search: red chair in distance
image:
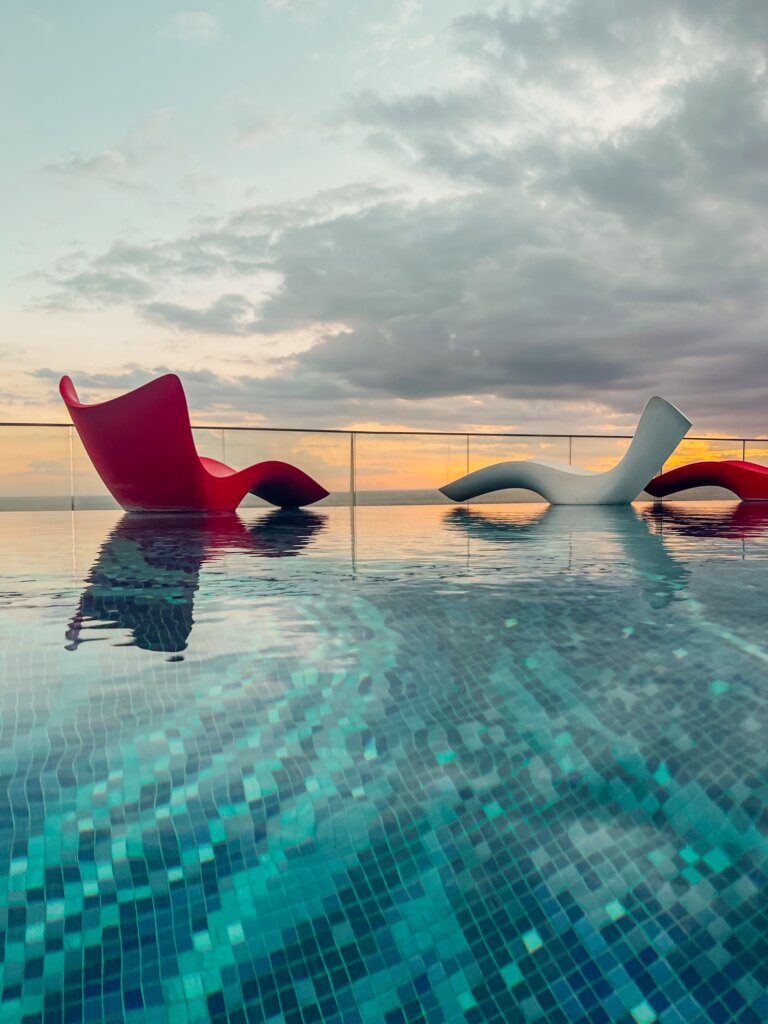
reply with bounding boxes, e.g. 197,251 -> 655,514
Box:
60,374 -> 329,511
646,460 -> 768,501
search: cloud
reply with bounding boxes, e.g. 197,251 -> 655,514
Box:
450,0 -> 764,97
30,364 -> 362,426
45,150 -> 131,178
367,0 -> 424,62
163,11 -> 219,44
142,294 -> 259,334
37,180 -> 404,311
43,109 -> 171,185
234,113 -> 296,148
30,1 -> 768,434
265,0 -> 326,23
29,363 -> 639,434
344,84 -> 508,135
39,270 -> 155,311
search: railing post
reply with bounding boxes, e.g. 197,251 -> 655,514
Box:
68,425 -> 75,512
568,436 -> 573,465
350,432 -> 356,507
742,439 -> 746,461
466,434 -> 469,476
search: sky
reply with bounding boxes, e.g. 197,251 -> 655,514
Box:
3,0 -> 768,436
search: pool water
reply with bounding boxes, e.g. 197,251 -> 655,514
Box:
0,504 -> 766,1024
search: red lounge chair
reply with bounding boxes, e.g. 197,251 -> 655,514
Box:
646,460 -> 768,501
59,374 -> 329,511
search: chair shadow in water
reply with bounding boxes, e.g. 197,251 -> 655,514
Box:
65,509 -> 327,655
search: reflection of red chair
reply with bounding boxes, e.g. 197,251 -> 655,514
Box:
641,501 -> 768,538
66,510 -> 327,652
646,461 -> 768,501
60,374 -> 329,511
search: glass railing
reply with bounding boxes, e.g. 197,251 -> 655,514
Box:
0,422 -> 765,511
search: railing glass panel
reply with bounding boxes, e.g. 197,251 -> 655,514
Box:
191,427 -> 226,464
71,431 -> 120,510
352,433 -> 467,504
222,429 -> 352,505
569,436 -> 631,472
745,441 -> 768,467
663,437 -> 744,471
0,424 -> 765,511
0,426 -> 72,511
466,435 -> 570,502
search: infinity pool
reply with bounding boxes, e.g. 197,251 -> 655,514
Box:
0,504 -> 766,1024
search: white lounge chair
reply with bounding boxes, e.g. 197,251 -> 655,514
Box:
439,396 -> 691,505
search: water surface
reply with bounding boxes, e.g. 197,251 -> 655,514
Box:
0,504 -> 766,1023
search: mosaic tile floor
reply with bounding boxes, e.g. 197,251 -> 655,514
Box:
0,503 -> 766,1024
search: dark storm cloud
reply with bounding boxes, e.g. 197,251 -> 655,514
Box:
35,2 -> 768,433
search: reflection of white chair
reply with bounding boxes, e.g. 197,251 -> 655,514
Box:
445,504 -> 688,603
440,397 -> 691,505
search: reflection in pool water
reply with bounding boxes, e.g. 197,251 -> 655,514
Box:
65,510 -> 327,654
445,504 -> 690,607
641,499 -> 768,538
0,503 -> 766,1023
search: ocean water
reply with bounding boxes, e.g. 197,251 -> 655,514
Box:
0,503 -> 766,1024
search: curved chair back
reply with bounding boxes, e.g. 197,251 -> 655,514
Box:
60,374 -> 206,510
603,396 -> 691,502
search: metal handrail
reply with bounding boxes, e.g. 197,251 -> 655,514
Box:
0,421 -> 765,442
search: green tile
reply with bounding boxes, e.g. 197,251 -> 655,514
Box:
500,961 -> 524,987
631,1001 -> 657,1024
703,848 -> 732,873
458,990 -> 477,1010
605,899 -> 626,922
522,929 -> 543,953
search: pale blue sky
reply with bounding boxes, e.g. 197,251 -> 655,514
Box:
4,1 -> 469,275
4,1 -> 768,435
